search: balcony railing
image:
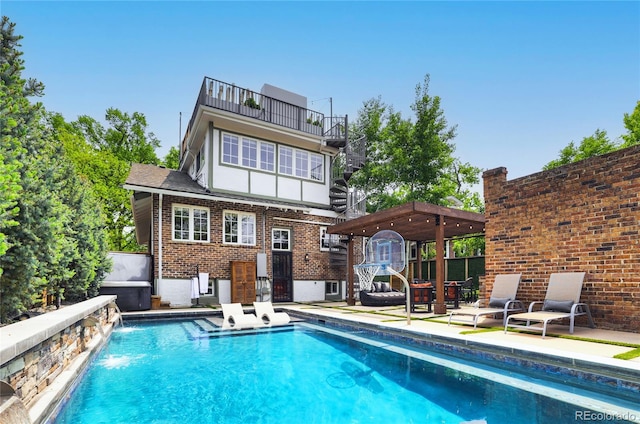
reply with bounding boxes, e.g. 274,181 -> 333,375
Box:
182,77 -> 347,157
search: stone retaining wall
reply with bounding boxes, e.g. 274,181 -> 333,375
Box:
0,296 -> 117,423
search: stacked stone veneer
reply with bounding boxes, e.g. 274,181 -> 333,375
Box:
0,299 -> 115,418
154,195 -> 344,282
482,144 -> 640,332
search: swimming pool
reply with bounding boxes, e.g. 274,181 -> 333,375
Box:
51,319 -> 639,424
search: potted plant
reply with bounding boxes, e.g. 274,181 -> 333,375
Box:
244,97 -> 261,110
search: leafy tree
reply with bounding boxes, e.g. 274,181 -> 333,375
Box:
349,74 -> 482,213
544,101 -> 640,170
543,129 -> 616,170
71,109 -> 159,251
621,100 -> 640,148
162,145 -> 180,169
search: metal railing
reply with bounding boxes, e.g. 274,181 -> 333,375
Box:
182,77 -> 347,159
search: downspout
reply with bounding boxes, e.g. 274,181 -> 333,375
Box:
158,193 -> 163,290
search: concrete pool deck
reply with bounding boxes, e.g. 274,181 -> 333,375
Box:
123,301 -> 640,368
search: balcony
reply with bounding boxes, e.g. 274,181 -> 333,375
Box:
182,77 -> 348,158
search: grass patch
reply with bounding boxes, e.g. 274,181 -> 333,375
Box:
614,348 -> 640,360
460,327 -> 503,335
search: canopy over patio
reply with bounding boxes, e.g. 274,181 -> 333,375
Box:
327,201 -> 486,313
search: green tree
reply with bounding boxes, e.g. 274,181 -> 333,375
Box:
0,18 -> 111,321
621,100 -> 640,148
0,16 -> 49,319
162,145 -> 180,169
543,129 -> 616,170
350,74 -> 481,213
72,110 -> 159,251
544,101 -> 640,170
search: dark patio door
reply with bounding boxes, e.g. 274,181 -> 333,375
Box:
272,251 -> 292,302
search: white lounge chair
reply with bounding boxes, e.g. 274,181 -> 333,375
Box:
448,274 -> 523,328
505,272 -> 595,338
221,303 -> 263,329
253,301 -> 290,326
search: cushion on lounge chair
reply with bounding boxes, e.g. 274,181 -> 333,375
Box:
448,274 -> 523,329
542,299 -> 574,313
489,297 -> 511,308
381,282 -> 391,292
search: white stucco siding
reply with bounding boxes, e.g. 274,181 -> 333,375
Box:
250,172 -> 277,197
301,180 -> 329,204
293,280 -> 326,302
277,176 -> 301,201
212,165 -> 249,192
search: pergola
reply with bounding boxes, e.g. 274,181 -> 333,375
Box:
327,201 -> 486,314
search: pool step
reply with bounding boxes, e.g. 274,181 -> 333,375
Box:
194,319 -> 218,333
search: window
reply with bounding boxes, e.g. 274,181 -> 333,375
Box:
295,150 -> 308,178
223,211 -> 256,245
320,226 -> 339,251
272,228 -> 291,251
260,143 -> 274,171
310,153 -> 323,181
326,281 -> 339,295
279,146 -> 293,175
222,134 -> 239,164
242,138 -> 257,168
172,205 -> 209,242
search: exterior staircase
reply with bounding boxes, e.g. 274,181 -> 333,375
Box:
329,136 -> 367,266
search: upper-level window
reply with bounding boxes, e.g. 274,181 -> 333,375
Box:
222,134 -> 239,165
295,151 -> 308,178
260,143 -> 274,171
310,153 -> 323,181
280,146 -> 324,182
223,133 -> 274,173
279,146 -> 293,175
242,138 -> 257,168
173,205 -> 209,242
223,210 -> 256,245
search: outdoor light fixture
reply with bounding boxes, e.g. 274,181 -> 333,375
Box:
304,253 -> 310,262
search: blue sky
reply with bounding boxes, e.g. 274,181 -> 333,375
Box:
5,1 -> 639,188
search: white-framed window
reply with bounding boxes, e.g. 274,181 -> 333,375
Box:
223,210 -> 256,245
320,226 -> 340,251
260,143 -> 275,171
279,146 -> 324,182
242,138 -> 257,168
172,204 -> 210,242
222,134 -> 239,165
295,150 -> 308,178
272,228 -> 291,251
325,281 -> 339,295
279,146 -> 293,175
310,153 -> 323,181
222,133 -> 274,172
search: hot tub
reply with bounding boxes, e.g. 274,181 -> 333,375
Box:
98,281 -> 151,311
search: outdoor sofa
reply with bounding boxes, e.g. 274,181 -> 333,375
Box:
359,282 -> 406,306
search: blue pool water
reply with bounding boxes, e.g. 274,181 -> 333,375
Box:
52,320 -> 639,424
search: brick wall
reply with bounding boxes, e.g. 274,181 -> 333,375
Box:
482,144 -> 640,332
153,195 -> 344,282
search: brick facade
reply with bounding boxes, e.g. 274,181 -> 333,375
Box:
482,144 -> 640,332
152,195 -> 344,282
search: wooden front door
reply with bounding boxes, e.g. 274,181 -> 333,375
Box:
272,252 -> 292,302
231,261 -> 256,304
